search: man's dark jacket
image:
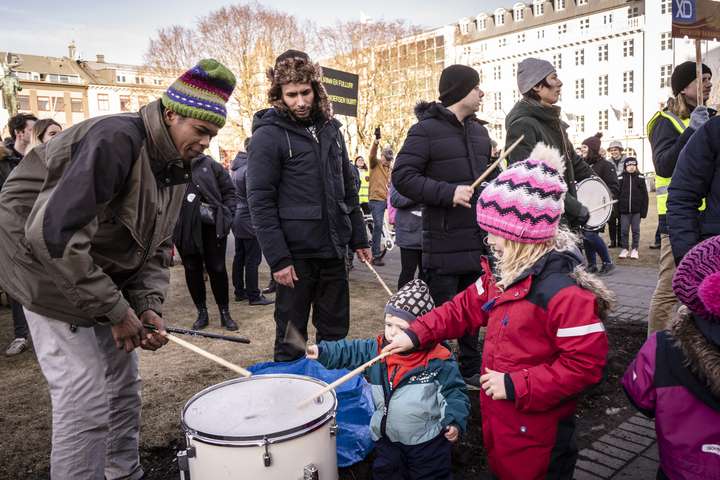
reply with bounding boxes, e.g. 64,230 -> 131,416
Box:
230,151 -> 255,239
247,108 -> 367,272
0,139 -> 23,189
392,101 -> 492,274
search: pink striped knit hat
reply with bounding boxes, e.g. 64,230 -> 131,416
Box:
476,143 -> 566,243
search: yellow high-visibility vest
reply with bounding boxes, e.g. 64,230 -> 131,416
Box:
646,110 -> 705,214
358,169 -> 370,204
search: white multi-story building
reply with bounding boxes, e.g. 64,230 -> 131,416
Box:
451,0 -> 719,172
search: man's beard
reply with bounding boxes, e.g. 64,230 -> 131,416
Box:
289,105 -> 316,125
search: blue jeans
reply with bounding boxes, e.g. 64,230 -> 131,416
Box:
583,230 -> 612,266
368,199 -> 386,257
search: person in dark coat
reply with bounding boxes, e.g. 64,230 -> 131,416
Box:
617,157 -> 648,259
247,50 -> 370,362
392,64 -> 492,387
174,154 -> 238,331
504,58 -> 594,228
389,184 -> 424,290
580,132 -> 619,275
230,138 -> 273,306
668,116 -> 720,265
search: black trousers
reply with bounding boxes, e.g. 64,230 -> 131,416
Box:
373,434 -> 453,480
180,224 -> 229,308
398,248 -> 425,290
232,236 -> 262,300
274,257 -> 349,362
10,297 -> 28,339
608,207 -> 621,246
425,269 -> 482,378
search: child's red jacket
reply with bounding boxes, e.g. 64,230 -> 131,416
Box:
406,251 -> 610,479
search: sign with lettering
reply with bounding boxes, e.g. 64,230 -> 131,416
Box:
672,0 -> 720,40
321,66 -> 359,117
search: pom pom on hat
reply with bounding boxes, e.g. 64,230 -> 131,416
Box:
673,235 -> 720,320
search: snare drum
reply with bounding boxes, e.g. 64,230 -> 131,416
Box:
179,374 -> 338,480
576,177 -> 613,231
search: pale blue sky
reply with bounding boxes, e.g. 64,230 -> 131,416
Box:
1,1 -> 508,64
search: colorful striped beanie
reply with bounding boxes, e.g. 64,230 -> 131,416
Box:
162,59 -> 236,128
476,143 -> 566,243
673,235 -> 720,320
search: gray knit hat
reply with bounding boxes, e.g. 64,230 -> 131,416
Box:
384,279 -> 435,323
517,58 -> 556,94
608,140 -> 623,151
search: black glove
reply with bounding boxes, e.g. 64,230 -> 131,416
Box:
374,127 -> 381,140
577,206 -> 590,226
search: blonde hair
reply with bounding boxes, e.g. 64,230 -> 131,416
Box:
665,93 -> 692,119
495,227 -> 579,290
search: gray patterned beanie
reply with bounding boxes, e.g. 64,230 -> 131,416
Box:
384,279 -> 435,323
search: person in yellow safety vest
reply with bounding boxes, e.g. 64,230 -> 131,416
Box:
354,155 -> 370,212
646,61 -> 715,337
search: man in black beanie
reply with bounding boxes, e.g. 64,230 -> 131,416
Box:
393,64 -> 491,388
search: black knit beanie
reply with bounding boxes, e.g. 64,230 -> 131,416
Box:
582,132 -> 603,155
439,65 -> 479,107
671,61 -> 712,96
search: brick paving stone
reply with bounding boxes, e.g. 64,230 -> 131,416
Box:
599,434 -> 646,454
641,443 -> 659,461
573,468 -> 605,480
592,441 -> 636,461
612,455 -> 659,479
575,460 -> 614,478
578,449 -> 626,469
627,415 -> 655,429
608,429 -> 654,447
618,422 -> 657,439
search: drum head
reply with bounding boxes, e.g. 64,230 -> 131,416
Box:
577,177 -> 613,230
182,374 -> 336,442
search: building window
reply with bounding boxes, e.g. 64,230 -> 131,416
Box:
598,44 -> 608,62
623,108 -> 634,131
514,7 -> 524,21
537,29 -> 545,39
534,1 -> 544,16
120,95 -> 131,112
460,21 -> 469,34
575,49 -> 585,66
604,14 -> 613,24
116,75 -> 126,83
478,17 -> 487,30
575,79 -> 585,99
660,65 -> 672,88
517,33 -> 526,43
498,38 -> 507,47
598,75 -> 608,96
577,0 -> 588,5
661,0 -> 671,14
623,39 -> 634,57
576,115 -> 585,132
580,18 -> 590,31
52,97 -> 65,112
555,0 -> 566,11
661,32 -> 672,50
558,23 -> 567,35
512,62 -> 518,77
493,65 -> 502,80
37,96 -> 50,111
71,98 -> 83,113
628,6 -> 640,18
623,71 -> 634,93
495,11 -> 505,26
494,92 -> 502,111
598,110 -> 608,131
97,93 -> 109,111
18,95 -> 31,111
553,53 -> 562,69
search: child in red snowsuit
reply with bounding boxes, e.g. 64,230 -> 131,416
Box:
384,144 -> 611,479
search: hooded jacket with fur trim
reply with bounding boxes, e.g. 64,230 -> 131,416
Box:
392,101 -> 493,274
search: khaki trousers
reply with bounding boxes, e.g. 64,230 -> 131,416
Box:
647,234 -> 677,335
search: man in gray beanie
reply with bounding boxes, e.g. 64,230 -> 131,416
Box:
504,57 -> 594,228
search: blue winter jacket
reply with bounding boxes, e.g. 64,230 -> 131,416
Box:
317,337 -> 470,446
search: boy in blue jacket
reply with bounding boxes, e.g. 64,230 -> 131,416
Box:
307,279 -> 469,479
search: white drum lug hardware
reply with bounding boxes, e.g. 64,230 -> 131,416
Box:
329,420 -> 338,437
262,436 -> 272,467
303,464 -> 319,480
177,447 -> 195,480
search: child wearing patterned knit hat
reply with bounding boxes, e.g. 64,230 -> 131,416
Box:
306,279 -> 469,479
384,143 -> 612,479
623,235 -> 720,480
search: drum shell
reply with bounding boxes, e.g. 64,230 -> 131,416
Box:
576,177 -> 613,231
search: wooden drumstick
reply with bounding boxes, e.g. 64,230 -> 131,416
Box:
298,351 -> 392,408
470,135 -> 525,190
166,333 -> 252,377
363,260 -> 394,296
587,200 -> 618,215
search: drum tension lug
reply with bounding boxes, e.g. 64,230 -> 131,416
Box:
304,463 -> 319,480
330,422 -> 338,437
262,436 -> 272,467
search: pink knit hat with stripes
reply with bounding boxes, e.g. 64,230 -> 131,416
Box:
476,143 -> 566,243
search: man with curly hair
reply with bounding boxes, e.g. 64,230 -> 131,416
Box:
247,50 -> 370,361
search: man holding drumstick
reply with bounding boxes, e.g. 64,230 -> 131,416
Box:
0,59 -> 236,479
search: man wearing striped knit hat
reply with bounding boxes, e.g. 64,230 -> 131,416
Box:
0,59 -> 235,479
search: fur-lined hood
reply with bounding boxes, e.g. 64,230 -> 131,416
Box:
413,100 -> 488,126
672,307 -> 720,398
571,265 -> 615,321
266,54 -> 333,121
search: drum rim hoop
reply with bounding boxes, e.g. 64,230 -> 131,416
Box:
576,176 -> 612,229
181,374 -> 338,442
